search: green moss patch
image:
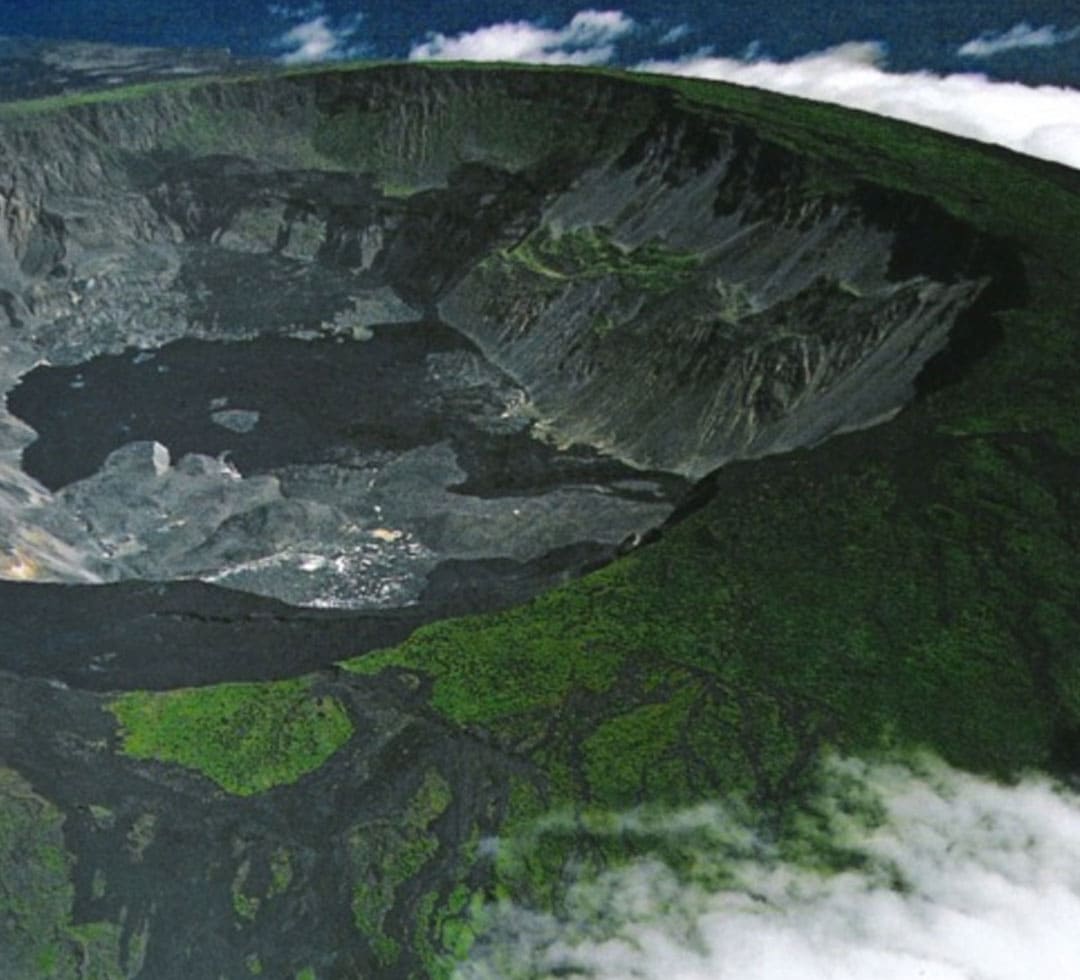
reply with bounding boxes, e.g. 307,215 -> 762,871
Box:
109,680 -> 354,796
503,227 -> 702,292
349,770 -> 453,967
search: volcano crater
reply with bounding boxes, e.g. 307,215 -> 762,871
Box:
0,67 -> 1022,681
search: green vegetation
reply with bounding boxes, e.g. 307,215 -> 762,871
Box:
0,770 -> 130,979
502,227 -> 701,292
454,750 -> 951,977
349,770 -> 453,968
346,425 -> 1077,808
324,60 -> 1078,812
109,680 -> 354,796
409,883 -> 488,978
340,119 -> 1080,939
406,820 -> 490,979
461,223 -> 707,357
8,59 -> 1073,976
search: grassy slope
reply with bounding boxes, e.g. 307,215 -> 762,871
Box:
333,80 -> 1080,961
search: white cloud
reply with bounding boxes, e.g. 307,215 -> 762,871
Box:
959,21 -> 1080,59
273,8 -> 366,64
408,10 -> 635,66
659,24 -> 691,46
638,42 -> 1080,170
460,755 -> 1080,980
268,2 -> 325,18
400,8 -> 1080,171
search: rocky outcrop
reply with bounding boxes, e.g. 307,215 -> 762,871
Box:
440,115 -> 1015,477
0,66 -> 1022,588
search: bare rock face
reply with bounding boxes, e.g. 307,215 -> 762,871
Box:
439,122 -> 1014,478
0,68 -> 1019,595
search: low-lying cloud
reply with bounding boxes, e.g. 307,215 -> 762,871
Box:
402,9 -> 1080,171
271,2 -> 366,64
460,755 -> 1080,980
408,10 -> 635,66
959,21 -> 1080,59
639,42 -> 1080,171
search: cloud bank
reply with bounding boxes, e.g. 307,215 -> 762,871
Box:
639,42 -> 1080,170
959,21 -> 1080,59
460,756 -> 1080,980
409,10 -> 635,66
271,3 -> 366,64
659,24 -> 691,46
403,9 -> 1080,171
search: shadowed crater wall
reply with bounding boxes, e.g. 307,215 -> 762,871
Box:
0,65 -> 1021,642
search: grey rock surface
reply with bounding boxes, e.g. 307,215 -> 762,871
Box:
0,68 -> 1013,605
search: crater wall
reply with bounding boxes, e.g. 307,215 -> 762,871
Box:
0,67 -> 1022,586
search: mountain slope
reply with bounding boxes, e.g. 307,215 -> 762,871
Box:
0,62 -> 1076,979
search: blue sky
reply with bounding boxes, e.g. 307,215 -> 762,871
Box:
2,1 -> 1078,84
4,3 -> 1079,167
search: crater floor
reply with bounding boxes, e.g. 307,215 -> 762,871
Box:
10,321 -> 680,609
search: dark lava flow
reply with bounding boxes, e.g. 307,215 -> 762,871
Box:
3,322 -> 687,688
14,325 -> 470,492
11,323 -> 683,499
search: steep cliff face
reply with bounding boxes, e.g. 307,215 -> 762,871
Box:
440,123 -> 1011,476
0,67 -> 1019,587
